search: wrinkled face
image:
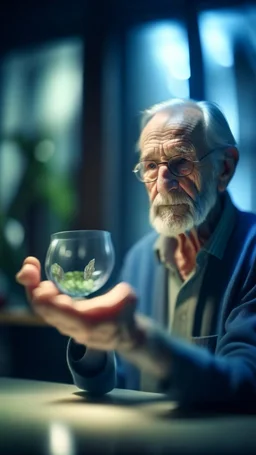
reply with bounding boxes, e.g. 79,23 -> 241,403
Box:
139,106 -> 218,236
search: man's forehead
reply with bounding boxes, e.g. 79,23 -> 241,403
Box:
139,107 -> 205,148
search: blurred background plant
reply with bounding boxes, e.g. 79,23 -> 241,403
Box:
0,39 -> 83,311
0,132 -> 77,310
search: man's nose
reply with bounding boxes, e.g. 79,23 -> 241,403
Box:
156,164 -> 179,193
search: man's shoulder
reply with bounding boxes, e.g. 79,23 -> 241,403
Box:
237,208 -> 256,223
227,192 -> 256,234
232,209 -> 256,265
235,208 -> 256,238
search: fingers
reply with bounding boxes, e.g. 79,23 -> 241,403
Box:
15,257 -> 59,306
32,281 -> 60,301
19,280 -> 138,349
16,256 -> 41,282
46,282 -> 137,323
15,257 -> 42,302
31,293 -> 89,342
31,281 -> 62,318
16,263 -> 40,287
41,282 -> 137,321
23,256 -> 41,271
32,296 -> 119,349
74,282 -> 137,321
40,282 -> 138,347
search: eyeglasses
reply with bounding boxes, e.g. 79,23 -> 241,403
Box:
132,146 -> 231,183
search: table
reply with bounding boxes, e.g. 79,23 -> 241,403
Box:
0,378 -> 256,455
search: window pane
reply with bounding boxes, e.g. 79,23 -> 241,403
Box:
124,20 -> 190,251
199,8 -> 256,212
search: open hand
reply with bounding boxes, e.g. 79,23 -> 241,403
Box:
16,257 -> 138,352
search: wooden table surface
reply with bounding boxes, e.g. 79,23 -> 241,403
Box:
0,378 -> 256,454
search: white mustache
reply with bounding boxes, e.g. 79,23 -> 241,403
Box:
151,193 -> 194,209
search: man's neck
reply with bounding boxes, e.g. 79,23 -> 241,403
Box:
174,195 -> 223,280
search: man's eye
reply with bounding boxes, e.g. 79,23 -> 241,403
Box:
145,162 -> 157,170
172,158 -> 192,175
178,158 -> 191,170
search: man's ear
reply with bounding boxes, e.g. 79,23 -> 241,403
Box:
217,147 -> 239,192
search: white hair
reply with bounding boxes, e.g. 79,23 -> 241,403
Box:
139,98 -> 238,170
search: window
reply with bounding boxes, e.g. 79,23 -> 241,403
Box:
199,7 -> 256,212
123,20 -> 191,251
0,39 -> 83,308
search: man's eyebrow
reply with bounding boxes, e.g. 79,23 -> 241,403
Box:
139,150 -> 158,161
175,146 -> 197,160
140,144 -> 197,162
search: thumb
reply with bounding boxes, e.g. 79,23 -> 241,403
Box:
15,257 -> 41,303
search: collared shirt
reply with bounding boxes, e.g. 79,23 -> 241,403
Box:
154,191 -> 237,340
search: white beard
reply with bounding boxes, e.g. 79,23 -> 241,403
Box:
149,176 -> 218,237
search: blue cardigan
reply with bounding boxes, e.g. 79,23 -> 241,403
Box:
67,206 -> 256,406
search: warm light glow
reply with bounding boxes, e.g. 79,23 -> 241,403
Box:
49,422 -> 75,455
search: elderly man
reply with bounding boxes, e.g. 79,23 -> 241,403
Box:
16,98 -> 256,407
